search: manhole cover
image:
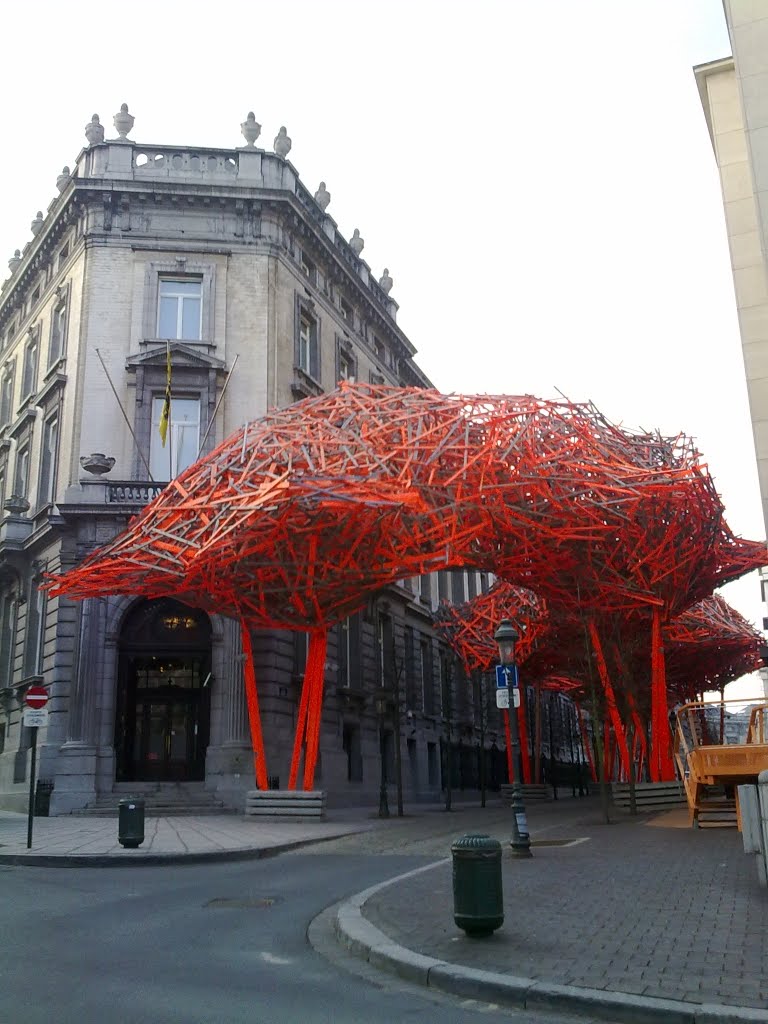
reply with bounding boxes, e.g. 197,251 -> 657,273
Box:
205,897 -> 281,909
530,837 -> 589,848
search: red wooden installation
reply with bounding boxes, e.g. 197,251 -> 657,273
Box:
44,384 -> 767,787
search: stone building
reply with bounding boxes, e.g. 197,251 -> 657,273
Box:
694,1 -> 768,696
0,106 -> 509,813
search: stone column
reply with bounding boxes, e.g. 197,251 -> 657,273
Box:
207,616 -> 253,803
52,598 -> 106,813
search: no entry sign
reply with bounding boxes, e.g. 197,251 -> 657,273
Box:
24,685 -> 49,709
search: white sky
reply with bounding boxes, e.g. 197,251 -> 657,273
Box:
1,0 -> 764,699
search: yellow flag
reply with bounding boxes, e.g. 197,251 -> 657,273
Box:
159,345 -> 171,447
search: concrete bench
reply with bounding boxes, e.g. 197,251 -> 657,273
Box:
612,781 -> 686,812
245,789 -> 327,819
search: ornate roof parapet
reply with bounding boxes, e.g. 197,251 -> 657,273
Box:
2,104 -> 402,327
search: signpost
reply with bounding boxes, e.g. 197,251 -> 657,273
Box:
23,685 -> 49,849
495,664 -> 520,709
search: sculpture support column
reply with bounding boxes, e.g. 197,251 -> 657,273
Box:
239,619 -> 268,790
651,606 -> 674,782
588,620 -> 630,781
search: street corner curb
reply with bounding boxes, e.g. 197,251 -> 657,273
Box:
526,981 -> 694,1024
368,942 -> 435,985
427,963 -> 531,1007
333,861 -> 768,1024
334,906 -> 391,961
0,833 -> 349,868
694,1005 -> 768,1024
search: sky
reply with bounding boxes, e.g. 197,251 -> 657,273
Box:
1,0 -> 764,700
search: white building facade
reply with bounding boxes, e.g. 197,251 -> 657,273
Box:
695,1 -> 768,697
0,107 -> 511,812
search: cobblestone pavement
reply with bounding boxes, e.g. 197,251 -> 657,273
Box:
0,809 -> 371,862
343,801 -> 768,1011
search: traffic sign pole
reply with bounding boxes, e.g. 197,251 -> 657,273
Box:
27,727 -> 37,849
23,685 -> 48,849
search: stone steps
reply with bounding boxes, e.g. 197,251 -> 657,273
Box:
71,784 -> 237,817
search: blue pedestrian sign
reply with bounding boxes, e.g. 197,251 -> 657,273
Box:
495,664 -> 519,689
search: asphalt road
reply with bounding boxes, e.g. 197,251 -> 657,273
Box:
0,853 -> 582,1024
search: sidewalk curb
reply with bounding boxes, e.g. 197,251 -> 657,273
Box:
0,831 -> 349,868
333,863 -> 768,1024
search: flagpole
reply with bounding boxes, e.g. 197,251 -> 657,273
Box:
196,353 -> 239,460
167,340 -> 173,482
94,349 -> 154,481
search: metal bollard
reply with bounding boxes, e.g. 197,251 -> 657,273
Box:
451,833 -> 504,937
118,797 -> 145,849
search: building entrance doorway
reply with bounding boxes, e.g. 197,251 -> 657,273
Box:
115,599 -> 212,783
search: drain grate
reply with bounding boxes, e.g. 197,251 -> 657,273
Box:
205,896 -> 281,909
530,837 -> 589,848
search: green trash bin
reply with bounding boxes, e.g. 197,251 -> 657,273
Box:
452,833 -> 504,937
118,797 -> 145,849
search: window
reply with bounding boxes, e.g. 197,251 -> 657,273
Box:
0,366 -> 14,426
404,626 -> 417,710
480,572 -> 489,594
338,614 -> 361,688
298,316 -> 312,374
421,637 -> 435,715
38,414 -> 59,507
23,578 -> 46,678
340,297 -> 353,323
373,337 -> 385,363
295,302 -> 320,382
157,279 -> 202,341
437,572 -> 449,603
300,251 -> 316,285
21,331 -> 39,399
467,572 -> 477,600
49,300 -> 67,366
342,724 -> 363,782
58,242 -> 69,267
0,592 -> 15,688
338,349 -> 355,383
451,571 -> 465,604
149,397 -> 200,479
377,612 -> 394,688
13,444 -> 30,498
419,573 -> 431,604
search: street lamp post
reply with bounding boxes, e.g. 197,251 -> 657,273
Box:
375,694 -> 390,819
494,619 -> 532,858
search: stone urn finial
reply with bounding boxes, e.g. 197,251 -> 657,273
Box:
314,182 -> 331,211
379,268 -> 393,294
113,103 -> 135,141
240,112 -> 261,147
56,166 -> 71,192
85,114 -> 104,145
274,125 -> 292,159
8,250 -> 21,274
349,229 -> 365,257
30,212 -> 44,237
80,453 -> 116,476
4,495 -> 30,516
